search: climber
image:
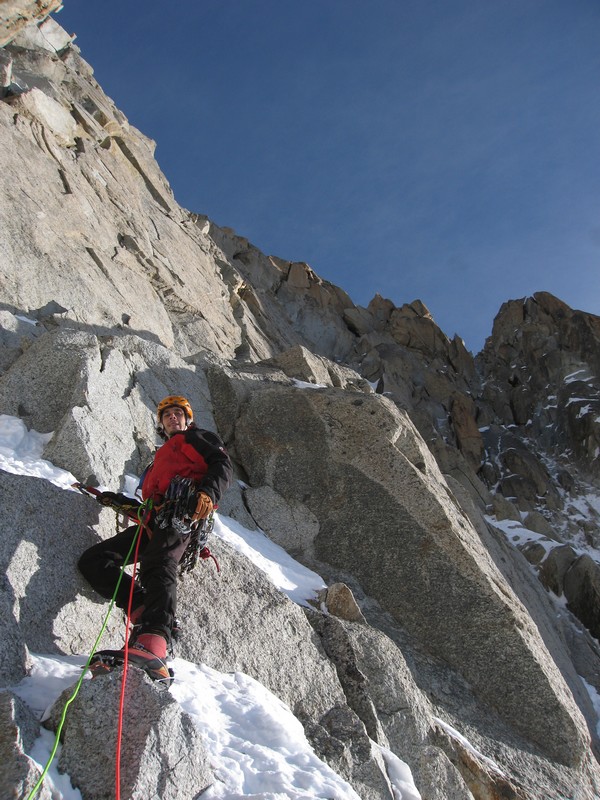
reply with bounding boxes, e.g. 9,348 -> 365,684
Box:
78,395 -> 232,682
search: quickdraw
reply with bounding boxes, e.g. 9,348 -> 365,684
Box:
155,475 -> 219,574
180,520 -> 219,574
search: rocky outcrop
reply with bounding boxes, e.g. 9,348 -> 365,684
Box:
0,328 -> 220,485
536,546 -> 600,641
3,323 -> 598,798
45,669 -> 213,800
478,292 -> 600,483
475,291 -> 600,641
0,469 -> 123,684
0,690 -> 52,800
2,8 -> 600,800
0,1 -> 62,47
563,556 -> 600,640
208,364 -> 590,767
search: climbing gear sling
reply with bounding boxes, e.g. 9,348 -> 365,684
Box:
155,475 -> 219,574
74,478 -> 219,573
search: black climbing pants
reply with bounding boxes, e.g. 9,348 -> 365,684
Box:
78,518 -> 190,643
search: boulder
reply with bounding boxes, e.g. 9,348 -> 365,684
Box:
319,583 -> 367,624
539,544 -> 577,597
243,483 -> 320,560
46,668 -> 213,800
0,471 -> 125,664
522,511 -> 557,537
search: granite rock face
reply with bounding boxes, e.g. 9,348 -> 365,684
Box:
0,690 -> 52,800
2,9 -> 600,800
45,669 -> 213,800
0,1 -> 62,47
209,366 -> 590,767
478,292 -> 600,481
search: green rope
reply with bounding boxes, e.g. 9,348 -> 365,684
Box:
26,501 -> 152,800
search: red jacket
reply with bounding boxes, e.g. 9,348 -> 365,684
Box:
142,424 -> 232,505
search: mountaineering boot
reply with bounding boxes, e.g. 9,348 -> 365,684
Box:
128,624 -> 142,647
88,632 -> 173,685
127,632 -> 172,683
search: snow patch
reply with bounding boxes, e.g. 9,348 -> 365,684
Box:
0,414 -> 77,490
13,654 -> 363,800
292,379 -> 327,389
434,717 -> 506,777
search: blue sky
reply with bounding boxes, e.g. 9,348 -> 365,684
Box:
55,1 -> 600,353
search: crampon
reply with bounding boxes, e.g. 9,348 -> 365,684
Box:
87,649 -> 174,687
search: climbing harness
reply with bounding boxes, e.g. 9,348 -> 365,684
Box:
180,516 -> 219,574
74,478 -> 219,572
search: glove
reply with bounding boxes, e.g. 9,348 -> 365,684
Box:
190,491 -> 214,522
96,491 -> 120,507
96,491 -> 141,511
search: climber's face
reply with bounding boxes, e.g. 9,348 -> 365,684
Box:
160,406 -> 187,436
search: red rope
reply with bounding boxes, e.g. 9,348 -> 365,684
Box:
115,510 -> 147,800
199,546 -> 220,572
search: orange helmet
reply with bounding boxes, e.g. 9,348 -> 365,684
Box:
157,395 -> 193,424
